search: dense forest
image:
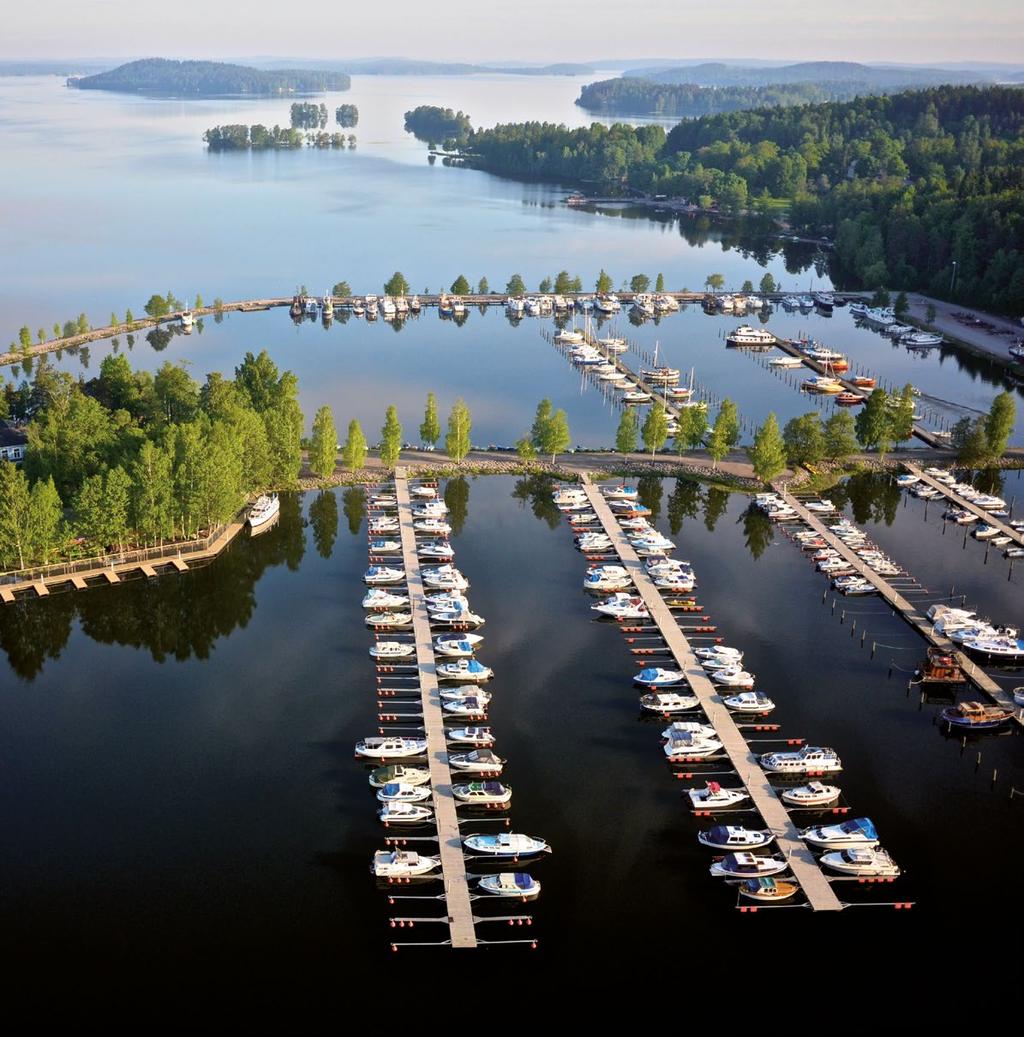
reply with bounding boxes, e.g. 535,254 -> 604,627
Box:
456,86 -> 1024,312
404,105 -> 473,144
68,58 -> 351,95
0,352 -> 304,571
578,78 -> 914,117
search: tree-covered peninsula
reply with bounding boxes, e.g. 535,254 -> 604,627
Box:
68,58 -> 351,96
453,86 -> 1024,312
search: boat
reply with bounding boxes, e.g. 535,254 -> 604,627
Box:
640,691 -> 700,713
697,826 -> 773,851
365,611 -> 412,629
247,493 -> 280,530
368,764 -> 430,789
410,485 -> 438,499
448,749 -> 504,774
836,392 -> 865,406
369,641 -> 415,660
738,877 -> 799,902
780,781 -> 841,807
451,781 -> 512,805
709,667 -> 755,688
479,873 -> 541,899
433,637 -> 480,657
851,376 -> 877,388
621,390 -> 652,403
687,782 -> 749,810
446,726 -> 495,746
592,593 -> 649,619
422,565 -> 469,590
414,518 -> 452,535
436,658 -> 493,683
960,636 -> 1024,662
812,291 -> 834,311
769,355 -> 804,368
602,484 -> 638,501
664,732 -> 723,759
355,736 -> 427,759
903,331 -> 943,348
940,701 -> 1016,730
802,817 -> 879,849
759,746 -> 842,774
417,541 -> 455,560
362,589 -> 409,609
463,833 -> 551,857
364,565 -> 404,586
583,565 -> 633,592
442,696 -> 489,717
376,782 -> 432,804
371,849 -> 440,878
695,645 -> 743,664
821,847 -> 900,877
369,538 -> 401,554
726,325 -> 776,348
723,691 -> 775,713
378,802 -> 433,825
709,853 -> 788,879
180,310 -> 194,329
802,375 -> 844,394
633,667 -> 686,688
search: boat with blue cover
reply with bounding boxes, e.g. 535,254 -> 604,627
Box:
801,817 -> 879,849
376,782 -> 432,804
697,826 -> 773,850
634,667 -> 686,688
709,852 -> 788,878
738,877 -> 799,902
940,701 -> 1016,730
478,873 -> 541,899
437,658 -> 493,682
463,832 -> 551,857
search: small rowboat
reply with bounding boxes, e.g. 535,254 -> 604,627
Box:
835,392 -> 865,406
738,877 -> 799,902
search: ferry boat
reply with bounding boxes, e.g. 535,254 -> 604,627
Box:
726,325 -> 776,348
247,493 -> 280,531
478,873 -> 541,899
371,849 -> 440,878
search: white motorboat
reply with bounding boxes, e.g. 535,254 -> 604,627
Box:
418,540 -> 455,560
759,745 -> 842,774
710,667 -> 755,688
371,848 -> 440,878
709,853 -> 788,879
369,538 -> 401,554
365,611 -> 412,629
411,484 -> 437,499
769,354 -> 804,368
414,518 -> 452,535
821,847 -> 900,877
662,720 -> 716,740
362,589 -> 409,609
440,684 -> 491,703
431,609 -> 485,628
621,390 -> 652,403
584,566 -> 633,592
780,781 -> 841,807
247,493 -> 280,530
422,565 -> 469,590
369,516 -> 400,533
433,637 -> 479,657
903,331 -> 943,348
364,565 -> 405,586
442,696 -> 489,717
688,782 -> 749,810
446,726 -> 495,746
369,493 -> 397,507
452,780 -> 512,805
695,645 -> 742,664
368,764 -> 429,789
592,593 -> 648,619
633,667 -> 686,688
463,833 -> 551,857
355,736 -> 427,759
376,782 -> 432,804
379,802 -> 434,825
478,873 -> 540,899
448,749 -> 504,774
180,310 -> 194,329
602,484 -> 639,501
664,732 -> 723,759
437,658 -> 493,683
553,487 -> 588,507
697,826 -> 773,851
726,325 -> 776,348
723,691 -> 776,713
961,635 -> 1024,662
412,501 -> 449,519
640,691 -> 699,713
369,641 -> 415,659
700,653 -> 744,671
801,817 -> 879,849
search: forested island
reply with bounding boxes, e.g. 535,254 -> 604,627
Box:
67,58 -> 350,96
203,124 -> 354,150
335,104 -> 359,127
404,105 -> 473,144
453,86 -> 1024,312
291,102 -> 328,128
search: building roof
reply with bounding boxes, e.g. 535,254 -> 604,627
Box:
0,420 -> 28,448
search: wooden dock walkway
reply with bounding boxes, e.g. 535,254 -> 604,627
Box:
903,463 -> 1024,548
394,470 -> 478,948
774,487 -> 1022,722
580,476 -> 843,912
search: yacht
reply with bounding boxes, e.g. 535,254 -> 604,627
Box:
414,518 -> 452,535
422,565 -> 469,591
640,690 -> 700,713
452,781 -> 512,805
621,390 -> 652,403
780,781 -> 841,807
463,833 -> 551,857
802,375 -> 844,394
379,802 -> 433,825
417,541 -> 455,560
592,593 -> 649,619
697,826 -> 773,851
376,782 -> 432,804
687,782 -> 749,810
759,746 -> 842,774
595,294 -> 621,314
726,325 -> 776,348
709,853 -> 788,879
583,566 -> 633,592
448,749 -> 504,774
365,611 -> 412,630
478,873 -> 541,899
802,817 -> 879,849
371,849 -> 440,878
632,294 -> 656,318
506,296 -> 525,317
355,736 -> 427,759
960,635 -> 1024,662
633,667 -> 686,688
821,847 -> 900,877
433,637 -> 481,658
409,295 -> 422,312
362,589 -> 409,610
903,331 -> 943,348
436,658 -> 493,683
723,691 -> 776,713
180,309 -> 194,329
602,484 -> 638,501
446,727 -> 495,746
369,538 -> 401,554
664,732 -> 723,759
442,696 -> 489,717
247,493 -> 280,530
863,307 -> 896,328
369,641 -> 415,660
709,667 -> 755,687
380,296 -> 398,319
364,565 -> 405,585
694,645 -> 742,665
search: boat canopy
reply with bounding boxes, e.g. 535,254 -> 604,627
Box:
483,781 -> 504,794
841,818 -> 877,839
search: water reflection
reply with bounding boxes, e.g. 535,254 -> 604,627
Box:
444,476 -> 470,534
636,474 -> 663,523
511,474 -> 562,529
0,492 -> 306,680
342,487 -> 366,536
742,507 -> 775,560
309,490 -> 339,559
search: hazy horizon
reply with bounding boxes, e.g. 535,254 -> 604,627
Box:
7,0 -> 1023,66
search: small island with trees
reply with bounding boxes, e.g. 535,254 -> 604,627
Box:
67,58 -> 351,96
404,105 -> 472,144
335,104 -> 359,127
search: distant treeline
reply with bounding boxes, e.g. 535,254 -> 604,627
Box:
68,58 -> 351,96
453,86 -> 1024,313
577,78 -> 896,117
203,124 -> 355,150
404,106 -> 472,144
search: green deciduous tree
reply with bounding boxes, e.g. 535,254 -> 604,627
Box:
332,281 -> 351,298
342,419 -> 367,473
450,275 -> 470,295
641,405 -> 669,456
538,408 -> 570,463
539,276 -> 553,293
748,412 -> 787,483
596,269 -> 613,294
131,439 -> 175,543
445,398 -> 473,464
19,327 -> 32,350
716,399 -> 741,449
309,405 -> 338,479
890,383 -> 917,443
384,272 -> 410,296
957,418 -> 991,465
759,272 -> 777,294
823,411 -> 858,460
477,277 -> 489,295
783,412 -> 824,466
855,388 -> 892,455
0,461 -> 33,569
554,271 -> 573,294
506,273 -> 526,296
655,273 -> 665,292
379,405 -> 403,468
630,273 -> 651,294
984,391 -> 1015,458
515,436 -> 536,461
28,476 -> 63,563
420,392 -> 441,447
676,407 -> 708,452
705,273 -> 725,292
616,407 -> 639,453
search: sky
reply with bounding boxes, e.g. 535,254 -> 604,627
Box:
5,0 -> 1023,65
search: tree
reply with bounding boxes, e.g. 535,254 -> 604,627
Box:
890,383 -> 916,443
53,323 -> 61,338
28,476 -> 63,563
984,391 -> 1016,458
537,408 -> 570,463
384,272 -> 410,296
554,271 -> 573,294
707,409 -> 733,469
76,313 -> 89,335
870,288 -> 891,308
716,399 -> 741,449
342,419 -> 367,473
705,273 -> 725,293
783,412 -> 825,466
741,279 -> 754,294
655,273 -> 665,292
103,465 -> 132,550
515,436 -> 536,461
477,276 -> 489,295
379,405 -> 403,468
676,407 -> 708,452
630,273 -> 651,294
445,398 -> 472,463
506,273 -> 526,296
131,440 -> 174,543
641,406 -> 669,456
595,269 -> 613,294
37,328 -> 45,344
194,294 -> 203,310
144,294 -> 170,318
450,275 -> 470,295
823,411 -> 858,460
615,408 -> 638,453
957,418 -> 991,465
420,392 -> 441,447
309,405 -> 338,479
539,276 -> 553,293
530,399 -> 553,452
153,361 -> 200,425
855,388 -> 892,456
759,272 -> 777,294
125,308 -> 134,325
894,291 -> 909,317
0,461 -> 33,569
748,413 -> 787,483
18,327 -> 32,351
332,281 -> 351,298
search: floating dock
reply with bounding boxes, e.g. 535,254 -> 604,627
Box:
773,486 -> 1022,723
580,476 -> 843,912
394,469 -> 478,948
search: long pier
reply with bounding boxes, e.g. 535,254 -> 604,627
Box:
393,469 -> 477,948
773,486 -> 1022,722
902,463 -> 1024,548
579,475 -> 843,912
